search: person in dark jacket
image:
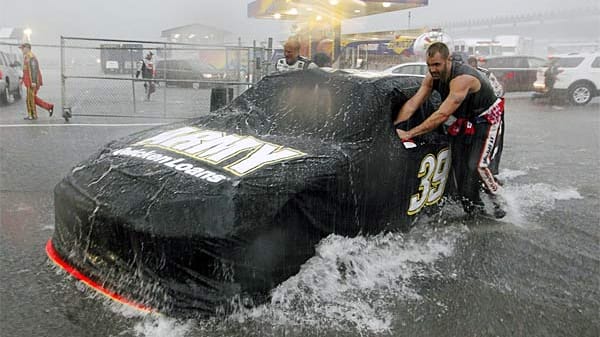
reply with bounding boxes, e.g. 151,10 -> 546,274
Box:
312,52 -> 332,68
468,56 -> 506,176
395,42 -> 506,218
19,43 -> 54,120
468,56 -> 504,98
136,51 -> 156,101
544,58 -> 561,103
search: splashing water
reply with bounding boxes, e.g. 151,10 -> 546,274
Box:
501,182 -> 582,225
132,315 -> 193,337
497,168 -> 528,180
229,225 -> 466,334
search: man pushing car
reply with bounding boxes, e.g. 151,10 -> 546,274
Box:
394,42 -> 506,219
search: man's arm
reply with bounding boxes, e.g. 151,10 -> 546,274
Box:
307,61 -> 319,69
393,74 -> 434,124
135,60 -> 143,78
397,75 -> 474,140
29,56 -> 40,87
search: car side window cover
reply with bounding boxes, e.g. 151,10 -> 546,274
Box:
591,57 -> 600,68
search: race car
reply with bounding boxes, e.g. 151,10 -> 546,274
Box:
47,69 -> 452,316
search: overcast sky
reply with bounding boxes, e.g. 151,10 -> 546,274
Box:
1,0 -> 597,44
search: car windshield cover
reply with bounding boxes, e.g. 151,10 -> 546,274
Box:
220,71 -> 380,141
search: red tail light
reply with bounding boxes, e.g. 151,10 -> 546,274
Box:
504,72 -> 515,80
0,69 -> 3,80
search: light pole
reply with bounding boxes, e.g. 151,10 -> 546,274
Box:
23,28 -> 32,42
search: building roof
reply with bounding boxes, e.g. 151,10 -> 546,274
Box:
161,24 -> 232,38
0,27 -> 24,40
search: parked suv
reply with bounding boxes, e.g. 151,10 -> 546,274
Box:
533,52 -> 600,105
0,51 -> 23,104
478,55 -> 546,92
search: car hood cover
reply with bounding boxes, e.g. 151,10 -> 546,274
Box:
63,70 -> 427,236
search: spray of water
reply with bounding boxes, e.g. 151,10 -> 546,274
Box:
229,225 -> 465,333
109,168 -> 583,336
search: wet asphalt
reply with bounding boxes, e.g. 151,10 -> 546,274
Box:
0,85 -> 599,336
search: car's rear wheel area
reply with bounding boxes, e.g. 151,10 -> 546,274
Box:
13,84 -> 22,100
568,81 -> 594,105
0,83 -> 9,104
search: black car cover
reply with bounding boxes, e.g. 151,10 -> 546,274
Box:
48,69 -> 466,317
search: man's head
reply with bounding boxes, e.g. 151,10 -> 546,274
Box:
425,42 -> 451,81
467,56 -> 478,68
313,52 -> 331,67
145,51 -> 153,60
18,43 -> 31,54
283,39 -> 301,65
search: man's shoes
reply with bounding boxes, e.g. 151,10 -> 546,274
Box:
491,195 -> 507,219
48,105 -> 54,117
464,198 -> 506,220
23,116 -> 36,120
62,108 -> 72,122
493,204 -> 507,219
463,203 -> 486,220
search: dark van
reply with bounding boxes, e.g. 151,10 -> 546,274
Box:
155,59 -> 223,88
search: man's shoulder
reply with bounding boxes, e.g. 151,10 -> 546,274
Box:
452,63 -> 480,80
450,73 -> 479,90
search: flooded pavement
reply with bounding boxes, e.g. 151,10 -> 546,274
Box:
1,96 -> 599,336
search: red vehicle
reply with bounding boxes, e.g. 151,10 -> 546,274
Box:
479,55 -> 546,92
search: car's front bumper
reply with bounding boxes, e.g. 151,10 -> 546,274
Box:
49,178 -> 247,316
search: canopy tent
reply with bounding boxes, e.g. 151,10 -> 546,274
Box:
247,0 -> 428,60
247,0 -> 428,21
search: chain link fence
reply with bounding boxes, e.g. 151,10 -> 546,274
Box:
60,37 -> 275,120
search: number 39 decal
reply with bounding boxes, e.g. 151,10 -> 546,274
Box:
408,148 -> 451,215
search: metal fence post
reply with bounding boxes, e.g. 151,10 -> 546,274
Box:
266,37 -> 273,77
163,43 -> 167,118
237,37 -> 242,97
131,46 -> 137,114
60,36 -> 65,115
250,41 -> 255,85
